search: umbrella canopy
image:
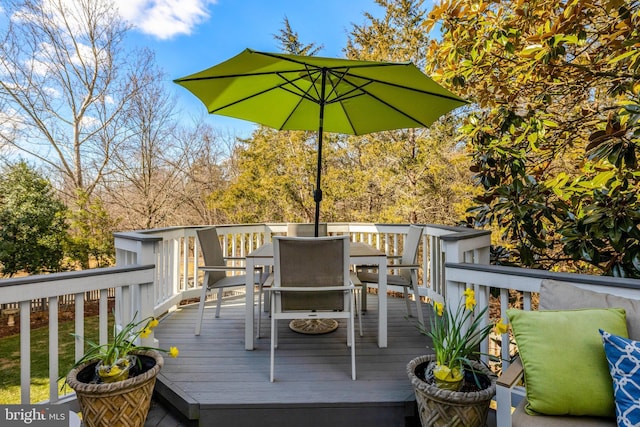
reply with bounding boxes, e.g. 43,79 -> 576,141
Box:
174,48 -> 468,235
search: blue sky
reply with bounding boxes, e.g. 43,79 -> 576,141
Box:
118,0 -> 388,137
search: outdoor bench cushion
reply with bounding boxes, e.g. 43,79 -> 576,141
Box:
538,279 -> 640,340
512,399 -> 616,427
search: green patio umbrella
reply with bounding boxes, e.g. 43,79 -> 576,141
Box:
174,48 -> 467,236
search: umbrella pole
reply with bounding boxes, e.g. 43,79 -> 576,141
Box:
314,69 -> 327,237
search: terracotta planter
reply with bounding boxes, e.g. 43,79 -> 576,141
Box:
66,350 -> 163,427
407,354 -> 496,427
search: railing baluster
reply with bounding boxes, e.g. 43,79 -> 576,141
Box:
20,300 -> 30,404
49,296 -> 59,403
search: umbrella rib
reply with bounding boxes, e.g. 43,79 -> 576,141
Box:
344,77 -> 433,130
209,71 -> 321,114
253,50 -> 411,72
174,68 -> 321,83
343,70 -> 467,104
275,68 -> 323,129
276,67 -> 324,103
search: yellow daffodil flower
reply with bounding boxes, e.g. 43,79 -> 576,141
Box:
433,301 -> 444,316
463,288 -> 476,310
169,346 -> 179,358
495,319 -> 509,335
140,327 -> 152,338
464,295 -> 476,310
149,318 -> 159,328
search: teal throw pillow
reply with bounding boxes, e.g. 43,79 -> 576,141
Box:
507,308 -> 628,417
600,330 -> 640,426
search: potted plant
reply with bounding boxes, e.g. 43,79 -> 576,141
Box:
407,288 -> 507,427
63,314 -> 179,427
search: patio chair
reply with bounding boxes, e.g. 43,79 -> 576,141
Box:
194,227 -> 266,336
285,221 -> 363,336
269,235 -> 356,382
257,222 -> 330,337
356,224 -> 424,326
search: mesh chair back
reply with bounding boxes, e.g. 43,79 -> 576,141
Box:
399,225 -> 423,282
286,223 -> 328,237
196,227 -> 227,287
275,236 -> 347,311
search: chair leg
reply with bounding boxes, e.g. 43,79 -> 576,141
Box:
412,282 -> 424,326
270,324 -> 275,382
349,294 -> 356,380
404,287 -> 414,318
258,273 -> 273,339
257,284 -> 263,339
194,274 -> 210,336
270,299 -> 276,382
361,284 -> 367,312
356,288 -> 363,337
214,287 -> 224,318
349,272 -> 363,336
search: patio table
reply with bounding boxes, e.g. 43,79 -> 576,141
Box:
244,241 -> 388,350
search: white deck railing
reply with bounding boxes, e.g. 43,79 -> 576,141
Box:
113,223 -> 492,311
1,222 -> 489,405
0,265 -> 155,404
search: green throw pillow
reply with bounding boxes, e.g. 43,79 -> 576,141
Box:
507,308 -> 628,417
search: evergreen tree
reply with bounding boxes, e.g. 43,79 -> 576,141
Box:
0,162 -> 69,276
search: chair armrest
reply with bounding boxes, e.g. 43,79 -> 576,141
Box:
200,262 -> 263,272
349,271 -> 361,285
497,357 -> 523,389
388,263 -> 419,270
268,285 -> 356,292
356,259 -> 417,270
222,257 -> 263,269
496,358 -> 524,427
262,274 -> 274,288
199,265 -> 247,272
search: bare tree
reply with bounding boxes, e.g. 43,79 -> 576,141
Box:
0,0 -> 154,201
103,63 -> 182,230
169,122 -> 234,226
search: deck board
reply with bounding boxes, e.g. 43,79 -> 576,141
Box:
152,292 -> 434,427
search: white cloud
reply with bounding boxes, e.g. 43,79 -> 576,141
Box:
114,0 -> 216,40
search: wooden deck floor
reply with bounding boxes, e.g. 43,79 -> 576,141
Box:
151,292 -> 435,427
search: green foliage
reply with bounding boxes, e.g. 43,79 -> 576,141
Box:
66,191 -> 116,269
0,162 -> 69,277
273,17 -> 323,55
428,0 -> 640,276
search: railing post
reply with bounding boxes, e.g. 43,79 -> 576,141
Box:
441,230 -> 491,300
139,280 -> 157,347
113,233 -> 160,335
441,230 -> 492,360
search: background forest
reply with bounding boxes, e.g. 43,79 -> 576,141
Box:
0,0 -> 638,278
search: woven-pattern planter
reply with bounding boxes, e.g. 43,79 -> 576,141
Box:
66,350 -> 163,427
407,354 -> 496,427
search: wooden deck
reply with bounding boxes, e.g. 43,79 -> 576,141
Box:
151,292 -> 435,427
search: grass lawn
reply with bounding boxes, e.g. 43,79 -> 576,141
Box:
0,314 -> 113,404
